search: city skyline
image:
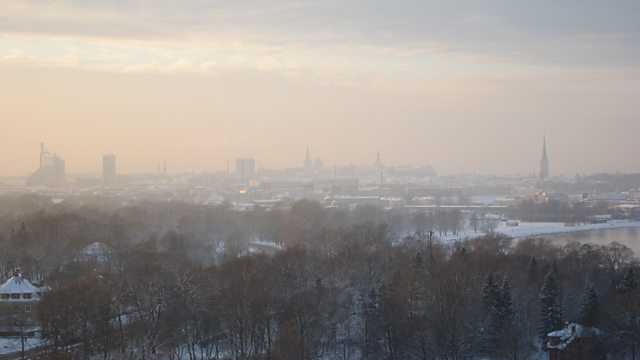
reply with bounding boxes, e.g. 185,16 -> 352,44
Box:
1,1 -> 639,176
1,3 -> 640,358
0,135 -> 635,178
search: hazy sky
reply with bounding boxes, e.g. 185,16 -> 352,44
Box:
1,1 -> 639,176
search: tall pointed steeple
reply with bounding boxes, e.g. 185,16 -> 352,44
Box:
304,145 -> 312,169
539,136 -> 549,179
374,149 -> 382,168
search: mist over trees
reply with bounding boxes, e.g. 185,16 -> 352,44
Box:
0,195 -> 638,359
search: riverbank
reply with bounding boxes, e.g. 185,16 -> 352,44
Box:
438,220 -> 640,242
496,220 -> 640,239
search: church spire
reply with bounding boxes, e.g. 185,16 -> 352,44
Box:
374,148 -> 382,168
539,136 -> 549,179
304,145 -> 312,169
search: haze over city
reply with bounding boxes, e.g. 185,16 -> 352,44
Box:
4,2 -> 640,359
1,0 -> 640,176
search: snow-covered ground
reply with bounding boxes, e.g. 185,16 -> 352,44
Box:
247,240 -> 285,255
436,220 -> 640,242
495,220 -> 640,239
0,337 -> 46,355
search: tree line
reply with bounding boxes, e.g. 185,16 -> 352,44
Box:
0,197 -> 638,358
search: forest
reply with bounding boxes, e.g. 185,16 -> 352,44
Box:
0,194 -> 638,359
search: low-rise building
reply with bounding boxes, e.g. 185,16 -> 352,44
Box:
73,242 -> 115,272
547,323 -> 604,360
0,270 -> 42,337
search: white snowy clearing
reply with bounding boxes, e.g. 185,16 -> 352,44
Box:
0,337 -> 46,355
247,240 -> 285,255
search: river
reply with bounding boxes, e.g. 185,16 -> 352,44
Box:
547,227 -> 640,254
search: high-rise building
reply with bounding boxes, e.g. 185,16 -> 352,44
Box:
539,136 -> 549,179
235,158 -> 256,180
26,143 -> 65,187
103,154 -> 116,186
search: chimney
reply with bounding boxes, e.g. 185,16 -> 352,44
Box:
12,268 -> 22,280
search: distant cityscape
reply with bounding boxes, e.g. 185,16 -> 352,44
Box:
0,140 -> 638,223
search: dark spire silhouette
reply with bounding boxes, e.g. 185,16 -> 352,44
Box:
539,135 -> 549,179
374,148 -> 382,168
304,145 -> 312,169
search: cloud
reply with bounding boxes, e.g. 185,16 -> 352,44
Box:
0,0 -> 638,88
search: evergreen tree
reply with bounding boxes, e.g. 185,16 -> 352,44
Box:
481,273 -> 515,355
526,256 -> 538,284
578,284 -> 599,326
497,278 -> 517,358
499,277 -> 514,320
482,272 -> 500,312
481,272 -> 499,354
550,260 -> 559,276
617,268 -> 637,293
538,270 -> 564,341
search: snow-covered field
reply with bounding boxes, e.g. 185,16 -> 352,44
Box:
437,220 -> 640,242
0,337 -> 46,355
495,220 -> 640,239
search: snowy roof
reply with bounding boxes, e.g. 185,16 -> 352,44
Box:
0,275 -> 39,295
547,323 -> 603,350
81,242 -> 111,256
206,193 -> 225,205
